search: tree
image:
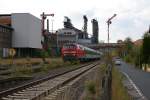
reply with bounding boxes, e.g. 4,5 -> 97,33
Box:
124,37 -> 133,55
142,30 -> 150,64
133,45 -> 142,68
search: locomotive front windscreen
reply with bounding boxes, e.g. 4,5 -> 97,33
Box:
63,44 -> 76,49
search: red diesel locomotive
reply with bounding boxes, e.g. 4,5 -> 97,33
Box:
61,43 -> 102,61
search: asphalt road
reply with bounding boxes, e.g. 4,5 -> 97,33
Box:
116,61 -> 150,99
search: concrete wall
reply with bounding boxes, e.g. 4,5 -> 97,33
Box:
11,13 -> 42,48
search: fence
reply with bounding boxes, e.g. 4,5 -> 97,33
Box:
101,64 -> 112,100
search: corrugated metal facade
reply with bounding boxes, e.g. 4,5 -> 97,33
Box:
11,13 -> 42,49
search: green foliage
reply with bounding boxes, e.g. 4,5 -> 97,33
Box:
70,60 -> 80,65
86,81 -> 96,95
11,65 -> 33,77
117,28 -> 150,69
124,37 -> 133,55
122,44 -> 143,68
26,56 -> 31,66
103,52 -> 113,64
116,37 -> 134,60
0,48 -> 2,57
47,48 -> 51,56
119,37 -> 143,68
132,46 -> 143,68
142,32 -> 150,64
0,57 -> 2,65
40,50 -> 49,63
40,50 -> 49,58
33,60 -> 78,73
124,55 -> 132,63
112,67 -> 131,100
39,64 -> 49,73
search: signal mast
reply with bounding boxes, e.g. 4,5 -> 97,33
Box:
41,12 -> 54,50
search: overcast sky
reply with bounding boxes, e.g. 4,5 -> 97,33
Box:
1,0 -> 150,42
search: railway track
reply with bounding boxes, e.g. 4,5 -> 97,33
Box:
0,61 -> 100,100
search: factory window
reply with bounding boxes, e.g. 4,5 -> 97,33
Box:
1,28 -> 3,32
2,28 -> 5,33
3,28 -> 5,33
5,29 -> 8,33
0,28 -> 2,32
3,28 -> 6,33
64,32 -> 72,35
67,32 -> 72,35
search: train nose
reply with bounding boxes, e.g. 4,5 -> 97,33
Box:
63,51 -> 76,55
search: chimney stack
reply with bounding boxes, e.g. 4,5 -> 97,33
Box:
47,19 -> 49,32
83,15 -> 88,38
91,19 -> 99,44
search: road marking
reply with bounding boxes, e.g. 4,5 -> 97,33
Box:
122,72 -> 148,100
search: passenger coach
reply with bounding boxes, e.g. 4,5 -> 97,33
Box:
61,43 -> 102,61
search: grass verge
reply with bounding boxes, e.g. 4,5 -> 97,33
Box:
0,58 -> 63,66
111,67 -> 131,100
10,59 -> 80,77
82,64 -> 107,100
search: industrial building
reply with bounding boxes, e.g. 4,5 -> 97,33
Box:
48,16 -> 92,56
0,24 -> 13,48
0,13 -> 100,57
0,13 -> 42,57
60,16 -> 91,44
0,24 -> 13,57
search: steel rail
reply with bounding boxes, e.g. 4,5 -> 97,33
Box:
0,61 -> 99,99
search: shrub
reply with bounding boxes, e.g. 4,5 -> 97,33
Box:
124,55 -> 133,63
86,81 -> 96,95
112,67 -> 131,100
11,65 -> 33,77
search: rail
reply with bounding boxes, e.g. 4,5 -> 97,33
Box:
0,61 -> 100,100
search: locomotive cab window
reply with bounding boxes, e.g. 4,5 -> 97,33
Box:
63,44 -> 76,49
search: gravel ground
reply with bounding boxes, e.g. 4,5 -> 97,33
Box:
0,62 -> 89,92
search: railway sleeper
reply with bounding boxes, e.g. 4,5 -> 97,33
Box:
44,86 -> 68,100
1,62 -> 99,100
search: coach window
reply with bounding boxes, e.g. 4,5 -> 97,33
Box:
1,28 -> 3,32
4,28 -> 6,33
3,28 -> 5,33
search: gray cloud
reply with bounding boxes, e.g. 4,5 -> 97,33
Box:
1,0 -> 150,42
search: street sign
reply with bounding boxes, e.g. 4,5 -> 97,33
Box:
9,48 -> 16,57
9,48 -> 16,65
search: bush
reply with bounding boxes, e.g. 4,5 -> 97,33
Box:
11,65 -> 33,77
40,64 -> 49,72
70,60 -> 80,65
124,55 -> 133,63
40,51 -> 49,58
0,48 -> 2,57
112,67 -> 131,100
86,81 -> 96,95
